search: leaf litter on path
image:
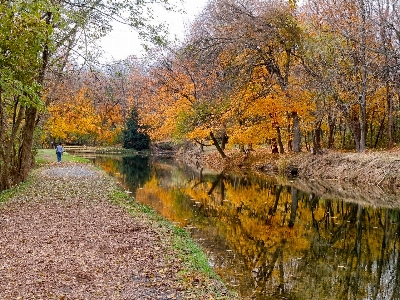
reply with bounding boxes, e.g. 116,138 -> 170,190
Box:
0,163 -> 235,299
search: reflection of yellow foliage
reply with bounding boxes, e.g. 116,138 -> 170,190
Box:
136,176 -> 194,224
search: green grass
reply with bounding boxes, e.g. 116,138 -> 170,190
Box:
35,149 -> 90,164
108,188 -> 216,278
0,175 -> 33,203
172,226 -> 215,277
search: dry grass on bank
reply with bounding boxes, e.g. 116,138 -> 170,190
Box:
295,149 -> 400,188
200,147 -> 400,189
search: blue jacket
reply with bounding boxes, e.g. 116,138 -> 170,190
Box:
56,145 -> 64,153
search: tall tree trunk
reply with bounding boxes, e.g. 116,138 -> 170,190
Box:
348,116 -> 361,152
359,101 -> 367,152
378,0 -> 393,149
17,106 -> 38,184
292,112 -> 301,152
328,115 -> 336,148
221,132 -> 228,150
0,90 -> 7,190
15,12 -> 52,185
387,83 -> 393,149
313,121 -> 322,151
374,113 -> 386,148
359,0 -> 368,152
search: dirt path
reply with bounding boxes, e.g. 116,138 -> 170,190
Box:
0,163 -> 233,299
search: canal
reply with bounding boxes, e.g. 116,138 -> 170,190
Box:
90,154 -> 400,300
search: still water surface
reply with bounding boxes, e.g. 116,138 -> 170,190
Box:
91,155 -> 400,300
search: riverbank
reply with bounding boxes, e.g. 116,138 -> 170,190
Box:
0,161 -> 236,299
176,146 -> 400,208
179,145 -> 400,190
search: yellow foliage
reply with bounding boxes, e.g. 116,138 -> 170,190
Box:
45,88 -> 122,144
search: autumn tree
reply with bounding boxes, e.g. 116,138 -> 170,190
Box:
44,57 -> 152,145
0,0 -> 52,190
301,0 -> 387,152
45,87 -> 101,144
374,0 -> 400,149
137,50 -> 198,139
0,0 -> 178,192
161,0 -> 305,153
134,0 -> 400,155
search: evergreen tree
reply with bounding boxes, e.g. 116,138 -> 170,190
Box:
122,108 -> 150,150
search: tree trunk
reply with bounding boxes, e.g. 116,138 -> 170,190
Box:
210,131 -> 227,158
328,115 -> 336,149
374,113 -> 386,148
358,0 -> 367,153
276,126 -> 284,154
292,112 -> 301,152
349,116 -> 361,152
221,132 -> 228,150
0,90 -> 8,190
378,0 -> 393,150
313,122 -> 322,152
17,13 -> 51,183
359,97 -> 367,152
387,84 -> 393,149
16,106 -> 38,184
0,148 -> 10,191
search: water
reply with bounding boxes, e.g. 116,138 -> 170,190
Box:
90,155 -> 400,300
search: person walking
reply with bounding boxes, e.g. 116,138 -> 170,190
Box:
56,143 -> 64,162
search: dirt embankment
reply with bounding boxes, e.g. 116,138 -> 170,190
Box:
176,145 -> 400,207
295,150 -> 400,186
198,148 -> 400,187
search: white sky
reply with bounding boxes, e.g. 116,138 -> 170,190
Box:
99,0 -> 209,61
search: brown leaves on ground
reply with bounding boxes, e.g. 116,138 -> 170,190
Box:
0,163 -> 234,300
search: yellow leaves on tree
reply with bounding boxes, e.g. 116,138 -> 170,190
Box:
139,66 -> 195,141
97,103 -> 124,144
141,92 -> 193,141
223,79 -> 315,148
45,88 -> 100,142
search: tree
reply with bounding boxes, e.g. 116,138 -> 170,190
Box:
171,0 -> 304,153
45,87 -> 102,144
0,0 -> 177,192
301,0 -> 381,152
123,107 -> 150,150
0,0 -> 52,190
135,0 -> 400,154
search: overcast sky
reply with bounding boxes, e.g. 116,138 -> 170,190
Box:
99,0 -> 209,61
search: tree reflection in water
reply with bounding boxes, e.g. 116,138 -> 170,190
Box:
92,155 -> 400,300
